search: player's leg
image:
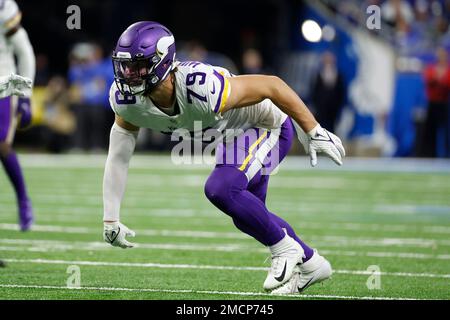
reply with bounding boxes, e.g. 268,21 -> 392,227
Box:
205,166 -> 285,245
246,118 -> 315,261
205,122 -> 303,290
252,118 -> 331,295
247,171 -> 314,263
0,96 -> 33,231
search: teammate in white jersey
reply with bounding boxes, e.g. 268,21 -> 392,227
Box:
0,72 -> 31,268
0,0 -> 35,231
103,21 -> 345,294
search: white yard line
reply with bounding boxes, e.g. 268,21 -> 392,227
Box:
1,223 -> 449,247
3,206 -> 450,234
0,239 -> 450,260
3,258 -> 450,279
5,170 -> 450,195
0,284 -> 424,300
0,224 -> 246,238
5,193 -> 447,207
12,153 -> 450,173
1,240 -> 448,260
2,198 -> 449,219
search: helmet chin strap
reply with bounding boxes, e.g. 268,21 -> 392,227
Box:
150,75 -> 159,85
147,72 -> 175,105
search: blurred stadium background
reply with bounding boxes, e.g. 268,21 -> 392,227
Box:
15,0 -> 450,157
0,0 -> 449,300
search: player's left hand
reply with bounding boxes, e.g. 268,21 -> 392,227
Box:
0,73 -> 32,98
307,124 -> 345,167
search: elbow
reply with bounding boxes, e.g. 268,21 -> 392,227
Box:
266,75 -> 285,99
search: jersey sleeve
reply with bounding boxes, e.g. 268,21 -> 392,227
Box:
108,82 -> 137,116
209,67 -> 231,114
181,62 -> 231,115
0,0 -> 21,35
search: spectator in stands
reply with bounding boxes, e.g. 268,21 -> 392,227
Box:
310,51 -> 346,133
241,48 -> 271,74
68,43 -> 112,152
41,76 -> 75,153
177,40 -> 238,74
381,0 -> 414,28
34,54 -> 50,87
420,47 -> 450,157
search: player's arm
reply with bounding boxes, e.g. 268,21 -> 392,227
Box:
102,115 -> 139,248
223,75 -> 345,166
223,75 -> 317,132
4,10 -> 36,128
7,25 -> 35,85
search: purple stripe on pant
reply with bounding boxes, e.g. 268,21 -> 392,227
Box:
215,127 -> 271,173
205,117 -> 313,261
0,97 -> 12,142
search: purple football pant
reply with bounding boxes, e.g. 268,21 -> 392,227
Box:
0,96 -> 16,144
205,117 -> 313,260
0,96 -> 30,204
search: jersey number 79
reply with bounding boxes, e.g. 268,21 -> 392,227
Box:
186,72 -> 207,103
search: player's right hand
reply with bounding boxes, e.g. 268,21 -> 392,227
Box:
103,221 -> 136,249
0,74 -> 33,98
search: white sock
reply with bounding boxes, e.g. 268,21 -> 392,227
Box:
269,234 -> 298,256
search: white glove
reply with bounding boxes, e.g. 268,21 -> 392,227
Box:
103,221 -> 136,249
0,74 -> 32,98
307,124 -> 345,167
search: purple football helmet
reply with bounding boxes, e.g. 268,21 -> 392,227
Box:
112,21 -> 176,95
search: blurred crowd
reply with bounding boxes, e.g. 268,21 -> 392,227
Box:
21,41 -> 271,153
17,0 -> 450,158
327,0 -> 450,55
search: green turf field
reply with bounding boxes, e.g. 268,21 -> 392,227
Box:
0,154 -> 449,300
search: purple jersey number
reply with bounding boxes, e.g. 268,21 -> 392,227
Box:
186,72 -> 207,104
115,90 -> 137,105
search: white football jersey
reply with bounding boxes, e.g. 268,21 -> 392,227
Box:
0,0 -> 21,76
109,61 -> 287,140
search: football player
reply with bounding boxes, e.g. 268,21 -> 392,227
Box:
0,73 -> 30,269
103,21 -> 345,293
0,0 -> 36,231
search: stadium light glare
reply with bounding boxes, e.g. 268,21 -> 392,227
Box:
301,20 -> 322,43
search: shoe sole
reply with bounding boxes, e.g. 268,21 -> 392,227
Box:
298,260 -> 332,293
270,273 -> 301,295
263,251 -> 304,291
20,218 -> 34,232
